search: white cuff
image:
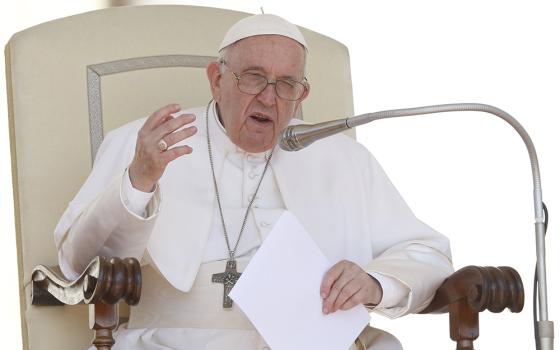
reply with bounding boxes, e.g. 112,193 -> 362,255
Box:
121,168 -> 156,218
369,271 -> 409,309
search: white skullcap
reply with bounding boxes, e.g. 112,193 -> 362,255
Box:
218,14 -> 308,52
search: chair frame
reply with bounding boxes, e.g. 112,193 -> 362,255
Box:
31,257 -> 523,350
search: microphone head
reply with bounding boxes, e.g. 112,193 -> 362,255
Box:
278,125 -> 303,151
279,119 -> 350,152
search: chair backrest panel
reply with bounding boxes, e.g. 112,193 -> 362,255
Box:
6,5 -> 354,349
92,55 -> 215,159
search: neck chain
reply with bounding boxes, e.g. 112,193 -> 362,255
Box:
206,101 -> 274,308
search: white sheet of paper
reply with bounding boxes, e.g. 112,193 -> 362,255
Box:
229,211 -> 370,350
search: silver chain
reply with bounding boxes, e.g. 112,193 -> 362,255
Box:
205,101 -> 274,261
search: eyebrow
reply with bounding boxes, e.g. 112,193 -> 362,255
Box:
240,65 -> 302,81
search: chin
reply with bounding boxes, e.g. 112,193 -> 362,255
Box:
246,145 -> 274,153
237,135 -> 276,153
242,141 -> 275,153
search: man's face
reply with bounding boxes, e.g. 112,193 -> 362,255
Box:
207,35 -> 309,153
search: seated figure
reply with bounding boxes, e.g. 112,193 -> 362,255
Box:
54,13 -> 454,350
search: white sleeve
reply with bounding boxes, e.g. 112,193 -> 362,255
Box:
362,152 -> 453,318
369,272 -> 409,309
121,168 -> 156,218
54,119 -> 161,280
58,171 -> 161,279
365,243 -> 452,318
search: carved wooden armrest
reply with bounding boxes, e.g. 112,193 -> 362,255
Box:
31,256 -> 141,350
420,266 -> 524,350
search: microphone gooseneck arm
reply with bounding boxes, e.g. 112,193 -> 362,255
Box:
280,103 -> 553,350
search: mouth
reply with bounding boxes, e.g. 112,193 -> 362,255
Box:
249,113 -> 273,125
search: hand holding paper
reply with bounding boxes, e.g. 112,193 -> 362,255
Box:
229,211 -> 370,350
321,260 -> 383,314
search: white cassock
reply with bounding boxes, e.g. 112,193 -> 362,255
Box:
54,101 -> 453,350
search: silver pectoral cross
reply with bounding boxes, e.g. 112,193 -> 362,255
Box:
212,259 -> 242,308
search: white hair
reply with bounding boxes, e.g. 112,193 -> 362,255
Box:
217,46 -> 229,74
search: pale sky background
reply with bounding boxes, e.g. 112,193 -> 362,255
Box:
1,1 -> 558,349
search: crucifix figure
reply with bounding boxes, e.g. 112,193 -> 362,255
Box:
212,260 -> 242,308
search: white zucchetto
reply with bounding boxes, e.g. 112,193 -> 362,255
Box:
218,14 -> 308,52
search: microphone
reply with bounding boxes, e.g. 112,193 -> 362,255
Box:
279,103 -> 554,350
279,104 -> 459,151
279,119 -> 350,151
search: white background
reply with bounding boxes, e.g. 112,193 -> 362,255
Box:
1,1 -> 558,349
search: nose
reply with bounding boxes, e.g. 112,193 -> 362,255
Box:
256,82 -> 277,107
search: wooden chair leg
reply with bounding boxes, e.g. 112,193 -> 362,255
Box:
449,300 -> 479,350
89,302 -> 119,350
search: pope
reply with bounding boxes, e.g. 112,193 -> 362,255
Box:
54,13 -> 453,350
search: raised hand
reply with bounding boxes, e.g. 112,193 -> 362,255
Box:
128,104 -> 197,192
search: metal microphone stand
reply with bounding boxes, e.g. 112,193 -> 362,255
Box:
281,103 -> 554,349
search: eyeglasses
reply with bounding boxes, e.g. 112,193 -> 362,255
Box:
221,62 -> 308,101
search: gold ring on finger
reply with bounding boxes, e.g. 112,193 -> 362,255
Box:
157,139 -> 168,152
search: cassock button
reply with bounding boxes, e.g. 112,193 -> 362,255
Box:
260,221 -> 270,228
249,172 -> 258,179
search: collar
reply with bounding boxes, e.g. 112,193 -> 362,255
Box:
209,101 -> 274,162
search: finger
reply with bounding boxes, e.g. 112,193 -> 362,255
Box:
340,288 -> 366,311
332,278 -> 362,312
154,114 -> 196,140
320,261 -> 346,299
162,114 -> 174,124
162,145 -> 193,163
161,126 -> 198,148
144,104 -> 182,131
323,268 -> 355,313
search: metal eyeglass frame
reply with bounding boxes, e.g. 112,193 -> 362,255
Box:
219,60 -> 308,101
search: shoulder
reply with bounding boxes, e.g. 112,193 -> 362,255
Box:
288,118 -> 372,163
283,118 -> 384,186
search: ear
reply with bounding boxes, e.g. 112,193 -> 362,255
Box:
300,81 -> 310,101
206,62 -> 222,102
294,81 -> 310,110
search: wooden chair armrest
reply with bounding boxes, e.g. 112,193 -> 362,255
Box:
30,261 -> 524,349
31,257 -> 142,350
420,266 -> 524,350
